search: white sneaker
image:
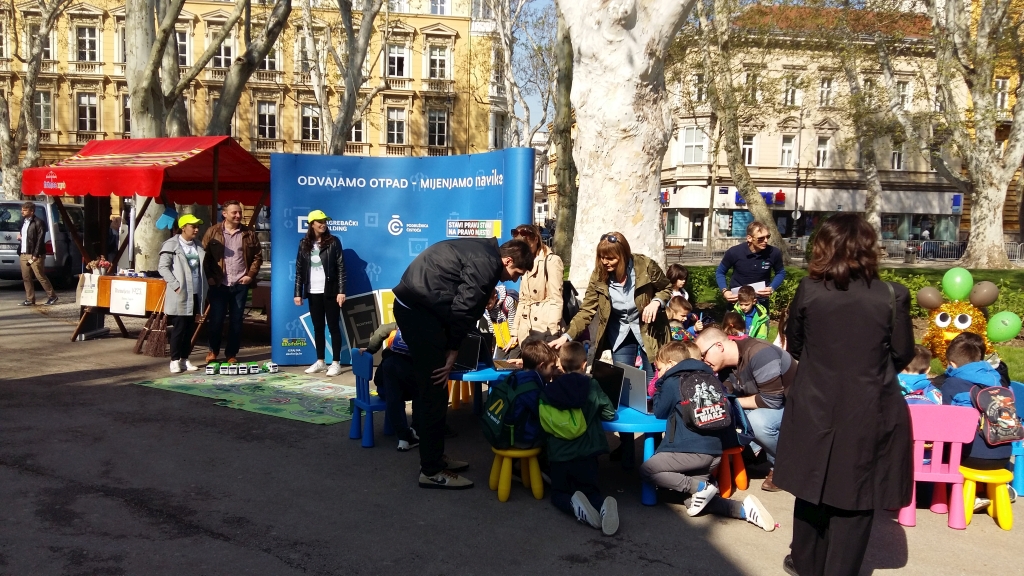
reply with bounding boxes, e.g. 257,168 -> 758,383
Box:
184,360 -> 199,372
974,497 -> 992,512
571,491 -> 601,529
687,481 -> 719,517
326,361 -> 343,376
305,360 -> 327,374
600,496 -> 619,535
170,360 -> 183,373
418,470 -> 474,489
742,495 -> 776,532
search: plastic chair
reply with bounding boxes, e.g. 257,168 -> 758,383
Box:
961,466 -> 1014,530
488,447 -> 544,502
449,380 -> 473,409
1010,382 -> 1024,496
348,348 -> 393,448
898,404 -> 979,530
716,446 -> 749,498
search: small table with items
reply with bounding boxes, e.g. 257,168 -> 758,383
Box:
72,275 -> 167,341
601,407 -> 668,506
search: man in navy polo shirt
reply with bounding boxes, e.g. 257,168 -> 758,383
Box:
716,221 -> 785,306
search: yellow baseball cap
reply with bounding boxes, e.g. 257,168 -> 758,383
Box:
178,214 -> 203,228
307,209 -> 330,222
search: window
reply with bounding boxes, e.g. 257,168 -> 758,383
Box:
472,0 -> 494,19
76,26 -> 98,61
996,78 -> 1009,110
430,0 -> 447,15
386,107 -> 406,144
122,94 -> 131,135
213,29 -> 234,68
934,86 -> 945,112
388,0 -> 408,13
77,92 -> 98,132
298,35 -> 312,73
259,48 -> 277,71
387,44 -> 406,77
492,49 -> 504,84
682,126 -> 704,164
428,109 -> 448,147
33,91 -> 52,130
301,104 -> 320,141
741,135 -> 755,166
29,24 -> 52,60
891,144 -> 904,170
693,73 -> 706,103
0,22 -> 5,58
257,100 -> 277,139
490,112 -> 505,148
744,71 -> 759,102
176,30 -> 188,66
862,78 -> 875,107
819,78 -> 833,107
428,45 -> 447,79
896,80 -> 910,110
783,75 -> 800,107
781,135 -> 795,167
115,26 -> 127,64
349,118 -> 364,142
816,137 -> 830,168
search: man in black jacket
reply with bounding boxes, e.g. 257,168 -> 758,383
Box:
17,202 -> 57,306
393,237 -> 534,490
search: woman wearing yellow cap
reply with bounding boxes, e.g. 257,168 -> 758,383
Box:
294,209 -> 347,376
158,214 -> 208,373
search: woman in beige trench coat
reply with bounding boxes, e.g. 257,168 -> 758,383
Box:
510,224 -> 564,348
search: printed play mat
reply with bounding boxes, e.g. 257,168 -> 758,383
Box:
134,372 -> 356,424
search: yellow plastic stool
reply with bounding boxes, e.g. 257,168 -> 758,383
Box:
449,381 -> 473,410
961,465 -> 1014,530
488,447 -> 544,502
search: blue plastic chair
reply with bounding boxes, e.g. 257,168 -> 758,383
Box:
349,348 -> 392,448
1011,382 -> 1024,495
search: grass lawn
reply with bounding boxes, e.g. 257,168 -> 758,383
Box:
883,267 -> 1024,287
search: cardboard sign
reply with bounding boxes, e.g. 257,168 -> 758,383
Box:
109,279 -> 147,316
80,274 -> 99,307
342,292 -> 381,349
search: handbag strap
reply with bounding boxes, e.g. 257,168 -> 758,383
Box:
886,281 -> 896,330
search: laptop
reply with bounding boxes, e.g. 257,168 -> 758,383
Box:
615,361 -> 652,414
454,332 -> 518,371
591,361 -> 627,410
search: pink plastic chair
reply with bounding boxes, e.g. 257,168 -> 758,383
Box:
898,404 -> 980,530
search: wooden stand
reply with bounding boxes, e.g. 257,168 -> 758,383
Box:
71,276 -> 168,342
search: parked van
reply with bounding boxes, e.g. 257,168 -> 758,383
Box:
0,200 -> 85,287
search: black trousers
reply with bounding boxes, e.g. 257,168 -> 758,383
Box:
550,456 -> 603,514
168,296 -> 199,361
394,303 -> 449,477
790,498 -> 874,576
307,293 -> 342,361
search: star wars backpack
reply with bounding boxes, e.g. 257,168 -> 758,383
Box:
677,372 -> 734,432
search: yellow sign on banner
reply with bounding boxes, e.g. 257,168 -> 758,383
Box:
376,289 -> 396,324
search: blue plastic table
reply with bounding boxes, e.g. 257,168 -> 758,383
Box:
449,367 -> 512,415
601,407 -> 668,506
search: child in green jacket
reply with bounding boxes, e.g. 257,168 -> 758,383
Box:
734,286 -> 769,340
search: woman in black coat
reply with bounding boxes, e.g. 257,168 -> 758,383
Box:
293,209 -> 346,376
774,214 -> 914,576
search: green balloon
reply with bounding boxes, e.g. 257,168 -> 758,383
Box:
987,311 -> 1022,343
942,268 -> 974,301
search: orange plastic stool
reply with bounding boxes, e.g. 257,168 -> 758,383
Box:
715,446 -> 749,498
488,447 -> 544,502
449,381 -> 473,409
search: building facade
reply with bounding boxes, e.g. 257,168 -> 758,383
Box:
1,0 -> 506,167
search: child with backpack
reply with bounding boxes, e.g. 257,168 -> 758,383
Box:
639,342 -> 776,531
734,286 -> 769,340
364,322 -> 420,452
541,341 -> 619,535
481,340 -> 559,450
941,333 -> 1020,470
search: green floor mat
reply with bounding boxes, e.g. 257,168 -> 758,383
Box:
135,372 -> 356,424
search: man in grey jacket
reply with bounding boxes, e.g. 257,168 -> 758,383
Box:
159,214 -> 208,373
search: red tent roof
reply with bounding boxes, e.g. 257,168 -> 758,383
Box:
22,136 -> 270,207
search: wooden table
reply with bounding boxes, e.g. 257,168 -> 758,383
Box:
72,276 -> 167,341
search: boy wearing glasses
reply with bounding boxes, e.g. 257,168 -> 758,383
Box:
715,221 -> 785,306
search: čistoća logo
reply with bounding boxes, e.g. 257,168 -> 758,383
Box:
43,171 -> 66,191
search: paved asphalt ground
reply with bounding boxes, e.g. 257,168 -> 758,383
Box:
1,280 -> 1021,576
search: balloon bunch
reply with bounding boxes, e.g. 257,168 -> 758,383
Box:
917,268 -> 1023,364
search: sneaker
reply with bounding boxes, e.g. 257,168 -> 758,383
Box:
571,492 -> 601,529
441,454 -> 469,472
687,481 -> 719,517
304,360 -> 326,374
44,296 -> 58,305
419,470 -> 473,490
205,351 -> 217,363
169,360 -> 183,374
974,497 -> 992,512
227,357 -> 238,364
18,300 -> 34,306
741,495 -> 776,532
397,438 -> 420,452
326,362 -> 343,377
183,360 -> 200,372
600,496 -> 619,536
1009,485 -> 1018,504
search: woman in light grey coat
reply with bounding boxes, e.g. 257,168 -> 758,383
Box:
158,214 -> 208,373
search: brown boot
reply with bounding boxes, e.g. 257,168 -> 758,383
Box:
761,468 -> 781,492
205,351 -> 217,364
227,357 -> 238,364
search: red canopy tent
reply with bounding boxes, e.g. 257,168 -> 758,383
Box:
21,136 -> 271,265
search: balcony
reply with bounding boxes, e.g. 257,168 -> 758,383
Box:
427,146 -> 449,157
206,67 -> 228,82
422,79 -> 454,93
997,109 -> 1013,123
385,144 -> 410,157
70,131 -> 104,144
253,69 -> 283,84
113,62 -> 126,76
293,72 -> 311,85
0,58 -> 10,72
36,130 -> 56,143
115,132 -> 131,139
385,78 -> 412,90
297,140 -> 323,154
345,142 -> 370,155
253,138 -> 283,154
69,60 -> 104,75
489,82 -> 506,100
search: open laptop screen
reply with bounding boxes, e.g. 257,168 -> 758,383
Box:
591,360 -> 626,410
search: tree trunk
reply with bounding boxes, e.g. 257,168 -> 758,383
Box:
860,140 -> 883,237
961,176 -> 1011,268
327,0 -> 384,155
1,170 -> 24,201
557,0 -> 696,289
551,10 -> 577,270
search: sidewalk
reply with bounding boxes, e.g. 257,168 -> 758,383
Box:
1,281 -> 1020,575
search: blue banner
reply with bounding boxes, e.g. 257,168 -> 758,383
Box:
270,148 -> 535,365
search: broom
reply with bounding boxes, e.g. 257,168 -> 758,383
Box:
134,292 -> 165,354
145,298 -> 169,358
